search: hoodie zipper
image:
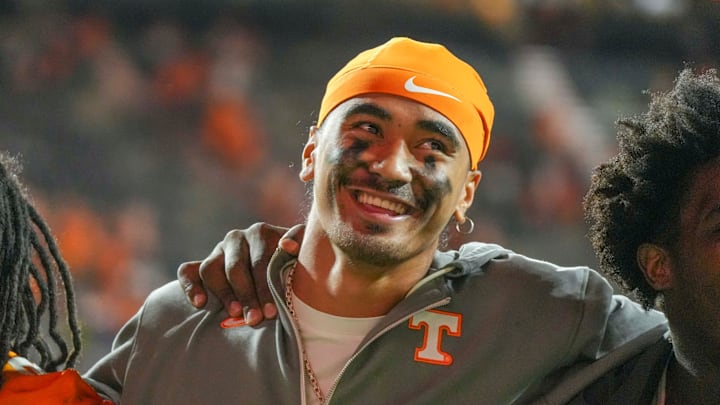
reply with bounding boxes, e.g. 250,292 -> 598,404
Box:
268,260 -> 309,405
323,297 -> 452,404
268,253 -> 454,405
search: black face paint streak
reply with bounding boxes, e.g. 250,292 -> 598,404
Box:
319,110 -> 458,231
424,156 -> 436,170
418,169 -> 452,213
328,141 -> 454,217
322,138 -> 371,214
347,138 -> 371,159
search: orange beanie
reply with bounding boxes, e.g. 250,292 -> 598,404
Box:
318,37 -> 494,169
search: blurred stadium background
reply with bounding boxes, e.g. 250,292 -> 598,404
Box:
1,0 -> 718,370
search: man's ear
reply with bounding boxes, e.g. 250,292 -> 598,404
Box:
637,243 -> 673,290
453,170 -> 482,222
299,126 -> 319,182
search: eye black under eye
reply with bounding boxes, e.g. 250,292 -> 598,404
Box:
349,138 -> 371,153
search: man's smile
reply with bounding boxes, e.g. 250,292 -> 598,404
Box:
355,190 -> 411,216
340,182 -> 423,223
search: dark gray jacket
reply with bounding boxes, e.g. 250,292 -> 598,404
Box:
568,336 -> 672,404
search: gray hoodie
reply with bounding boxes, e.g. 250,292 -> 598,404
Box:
85,242 -> 667,404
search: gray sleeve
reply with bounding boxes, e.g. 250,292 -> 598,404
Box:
568,270 -> 667,360
83,304 -> 145,404
532,270 -> 668,404
82,281 -> 193,404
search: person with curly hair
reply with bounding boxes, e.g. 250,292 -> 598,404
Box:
0,152 -> 111,404
581,68 -> 720,404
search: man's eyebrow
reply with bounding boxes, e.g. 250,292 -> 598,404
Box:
342,102 -> 461,147
343,103 -> 392,121
417,120 -> 461,147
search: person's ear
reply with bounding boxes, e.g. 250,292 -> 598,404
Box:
453,170 -> 482,222
637,243 -> 673,290
299,126 -> 319,182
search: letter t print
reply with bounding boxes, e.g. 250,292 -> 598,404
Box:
408,309 -> 462,365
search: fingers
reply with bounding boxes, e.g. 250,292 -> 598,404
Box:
177,261 -> 206,308
221,229 -> 264,324
245,223 -> 289,320
179,223 -> 303,327
250,224 -> 305,319
278,224 -> 305,256
198,241 -> 244,318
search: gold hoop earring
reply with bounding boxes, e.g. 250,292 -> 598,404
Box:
455,217 -> 475,235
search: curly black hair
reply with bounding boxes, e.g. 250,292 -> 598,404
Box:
584,68 -> 720,309
0,153 -> 82,385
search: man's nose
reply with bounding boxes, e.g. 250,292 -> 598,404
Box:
368,141 -> 414,183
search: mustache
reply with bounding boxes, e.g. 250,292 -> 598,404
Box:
342,174 -> 428,209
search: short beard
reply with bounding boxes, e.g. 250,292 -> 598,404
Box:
306,180 -> 409,266
327,220 -> 410,267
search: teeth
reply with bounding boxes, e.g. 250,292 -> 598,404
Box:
357,192 -> 407,215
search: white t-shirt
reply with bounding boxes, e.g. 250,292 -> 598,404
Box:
292,292 -> 383,405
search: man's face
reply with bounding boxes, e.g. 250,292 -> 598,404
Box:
301,94 -> 480,266
666,159 -> 720,362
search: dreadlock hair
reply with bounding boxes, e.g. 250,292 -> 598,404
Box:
584,68 -> 720,309
0,153 -> 82,385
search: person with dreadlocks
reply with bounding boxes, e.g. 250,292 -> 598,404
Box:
576,68 -> 720,404
0,152 -> 111,404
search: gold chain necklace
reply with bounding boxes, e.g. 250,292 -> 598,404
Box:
285,262 -> 326,404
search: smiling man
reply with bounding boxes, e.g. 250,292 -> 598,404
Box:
297,93 -> 481,318
85,37 -> 667,404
